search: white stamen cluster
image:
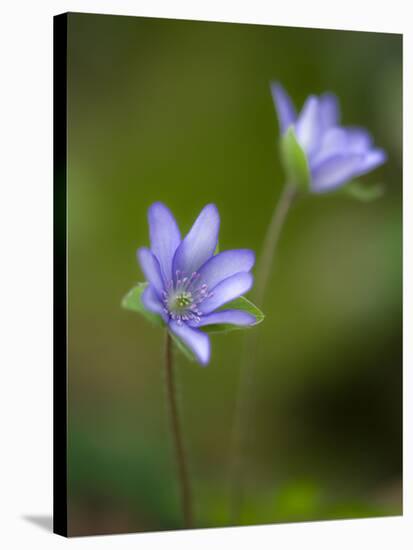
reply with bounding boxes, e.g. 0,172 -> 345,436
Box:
163,270 -> 213,325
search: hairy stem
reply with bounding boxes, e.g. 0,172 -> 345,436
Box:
165,331 -> 194,528
229,183 -> 296,523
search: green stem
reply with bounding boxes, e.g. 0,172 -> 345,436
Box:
229,183 -> 296,523
254,184 -> 297,305
165,331 -> 194,528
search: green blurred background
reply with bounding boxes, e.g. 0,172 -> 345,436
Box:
66,13 -> 402,536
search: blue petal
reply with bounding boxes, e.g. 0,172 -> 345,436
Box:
345,127 -> 373,153
310,127 -> 348,168
270,82 -> 297,134
137,247 -> 164,296
198,249 -> 255,290
354,148 -> 387,175
311,154 -> 365,192
199,272 -> 253,314
169,321 -> 210,365
172,204 -> 220,277
148,202 -> 181,283
311,126 -> 378,171
295,96 -> 322,158
142,284 -> 166,320
189,309 -> 256,327
319,92 -> 340,130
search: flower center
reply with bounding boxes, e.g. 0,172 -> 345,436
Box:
163,271 -> 213,325
174,291 -> 193,308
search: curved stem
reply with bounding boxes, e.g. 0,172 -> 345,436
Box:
229,183 -> 296,523
254,184 -> 296,305
165,331 -> 194,529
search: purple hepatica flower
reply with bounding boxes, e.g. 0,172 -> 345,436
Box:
137,202 -> 257,365
271,82 -> 387,193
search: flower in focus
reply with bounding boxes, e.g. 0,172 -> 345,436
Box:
271,82 -> 387,193
133,202 -> 262,365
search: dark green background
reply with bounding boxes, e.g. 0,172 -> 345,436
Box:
66,13 -> 402,536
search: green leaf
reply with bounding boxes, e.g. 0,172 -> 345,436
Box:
121,282 -> 164,327
341,179 -> 385,202
280,127 -> 311,192
224,296 -> 265,324
203,295 -> 265,334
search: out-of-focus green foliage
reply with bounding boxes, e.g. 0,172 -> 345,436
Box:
65,13 -> 402,536
342,179 -> 385,202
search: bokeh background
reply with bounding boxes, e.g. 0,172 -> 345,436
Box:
66,13 -> 402,536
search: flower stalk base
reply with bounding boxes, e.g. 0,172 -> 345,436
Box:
165,331 -> 194,529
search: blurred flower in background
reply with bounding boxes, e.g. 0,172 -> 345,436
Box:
271,82 -> 387,193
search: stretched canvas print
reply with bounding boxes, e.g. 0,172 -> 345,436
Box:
54,12 -> 403,537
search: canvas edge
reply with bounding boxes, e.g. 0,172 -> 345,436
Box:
53,11 -> 68,538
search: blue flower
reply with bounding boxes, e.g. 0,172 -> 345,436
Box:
271,82 -> 387,193
137,202 -> 257,365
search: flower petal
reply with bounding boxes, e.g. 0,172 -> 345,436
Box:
189,309 -> 256,327
169,321 -> 210,365
270,82 -> 297,134
310,127 -> 348,168
355,148 -> 387,175
137,247 -> 164,296
172,204 -> 220,277
198,249 -> 255,290
311,126 -> 379,171
199,272 -> 253,314
345,127 -> 373,153
295,96 -> 322,158
141,284 -> 166,319
319,92 -> 340,130
148,202 -> 181,283
311,154 -> 365,193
